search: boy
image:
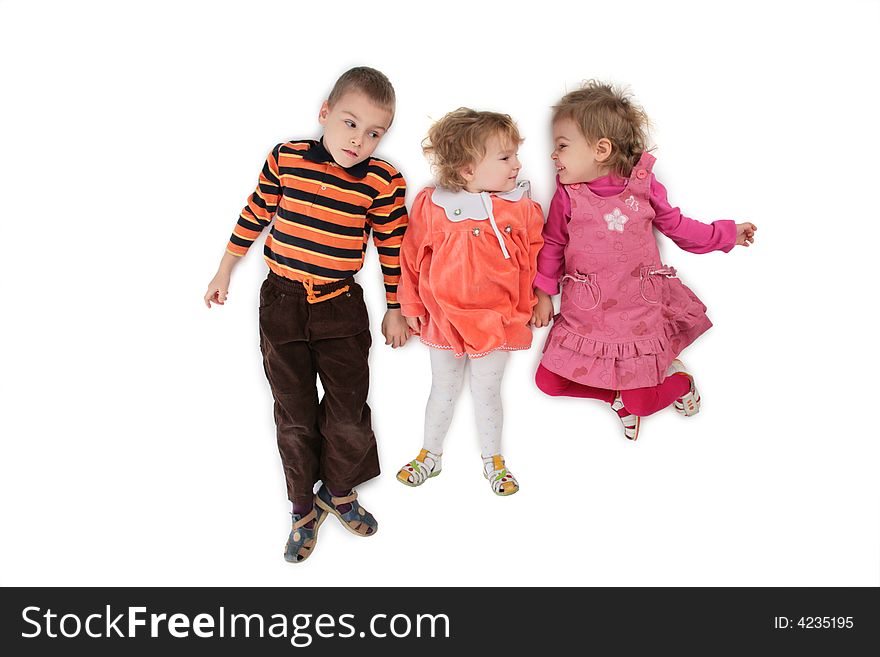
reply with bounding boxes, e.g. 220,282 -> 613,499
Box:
204,67 -> 409,563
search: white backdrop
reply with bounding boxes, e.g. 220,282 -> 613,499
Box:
1,0 -> 878,586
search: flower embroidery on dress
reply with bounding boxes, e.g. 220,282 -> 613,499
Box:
624,195 -> 639,212
604,207 -> 629,233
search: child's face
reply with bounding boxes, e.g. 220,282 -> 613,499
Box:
318,91 -> 394,168
462,133 -> 521,193
552,118 -> 608,184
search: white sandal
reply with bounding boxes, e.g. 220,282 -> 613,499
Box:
397,449 -> 442,487
482,454 -> 519,496
611,392 -> 641,440
667,359 -> 701,416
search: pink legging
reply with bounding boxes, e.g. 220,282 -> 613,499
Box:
535,364 -> 690,416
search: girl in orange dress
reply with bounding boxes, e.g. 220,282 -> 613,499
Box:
396,108 -> 544,496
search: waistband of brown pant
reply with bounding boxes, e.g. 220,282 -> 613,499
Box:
266,271 -> 354,304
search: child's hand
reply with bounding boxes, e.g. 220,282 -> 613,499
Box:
405,315 -> 425,335
382,309 -> 410,348
530,290 -> 555,327
204,271 -> 231,308
735,222 -> 757,247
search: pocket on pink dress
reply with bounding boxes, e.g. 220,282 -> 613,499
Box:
561,271 -> 601,311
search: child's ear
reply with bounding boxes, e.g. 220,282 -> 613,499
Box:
460,164 -> 475,182
318,101 -> 330,126
594,138 -> 613,163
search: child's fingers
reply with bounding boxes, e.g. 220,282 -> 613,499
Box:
205,289 -> 224,307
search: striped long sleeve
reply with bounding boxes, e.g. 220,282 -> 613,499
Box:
367,169 -> 408,308
223,139 -> 409,307
227,145 -> 282,256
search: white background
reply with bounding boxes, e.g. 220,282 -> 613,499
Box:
1,0 -> 878,586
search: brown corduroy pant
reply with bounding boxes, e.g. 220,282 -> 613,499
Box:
258,272 -> 379,507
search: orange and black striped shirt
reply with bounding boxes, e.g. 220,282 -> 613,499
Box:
227,139 -> 408,308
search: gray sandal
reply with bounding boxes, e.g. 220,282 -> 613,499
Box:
284,505 -> 326,563
315,485 -> 378,537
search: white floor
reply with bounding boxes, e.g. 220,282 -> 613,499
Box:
1,0 -> 877,587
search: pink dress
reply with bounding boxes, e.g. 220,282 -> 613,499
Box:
536,152 -> 735,390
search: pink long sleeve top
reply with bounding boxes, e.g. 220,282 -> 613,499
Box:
534,174 -> 737,295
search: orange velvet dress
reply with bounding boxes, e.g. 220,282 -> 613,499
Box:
398,183 -> 545,358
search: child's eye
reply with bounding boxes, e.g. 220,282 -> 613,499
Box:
557,144 -> 567,150
345,119 -> 356,128
369,131 -> 379,139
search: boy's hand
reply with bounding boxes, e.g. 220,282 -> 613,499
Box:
404,315 -> 425,335
530,290 -> 555,327
382,309 -> 410,348
204,271 -> 231,308
735,222 -> 757,247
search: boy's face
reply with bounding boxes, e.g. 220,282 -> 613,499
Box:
462,133 -> 521,193
318,91 -> 393,168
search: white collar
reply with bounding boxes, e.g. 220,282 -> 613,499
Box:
430,181 -> 531,260
431,180 -> 531,222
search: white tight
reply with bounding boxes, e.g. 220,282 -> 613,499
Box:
422,349 -> 509,458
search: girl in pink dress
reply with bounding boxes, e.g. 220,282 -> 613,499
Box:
532,81 -> 757,440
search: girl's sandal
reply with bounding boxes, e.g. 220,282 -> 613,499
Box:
482,454 -> 519,496
397,449 -> 442,487
315,485 -> 378,537
611,392 -> 641,440
668,359 -> 701,416
284,505 -> 326,563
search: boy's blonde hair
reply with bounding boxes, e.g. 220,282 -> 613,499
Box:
328,66 -> 396,115
553,80 -> 651,177
423,108 -> 523,192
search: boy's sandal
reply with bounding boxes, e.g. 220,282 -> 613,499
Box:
315,485 -> 378,537
397,449 -> 442,487
482,454 -> 519,496
668,359 -> 701,416
611,392 -> 641,441
284,505 -> 326,563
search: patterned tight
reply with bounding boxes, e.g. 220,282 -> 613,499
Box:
422,349 -> 509,458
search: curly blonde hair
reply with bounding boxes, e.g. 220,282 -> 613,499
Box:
423,108 -> 523,191
553,80 -> 651,177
